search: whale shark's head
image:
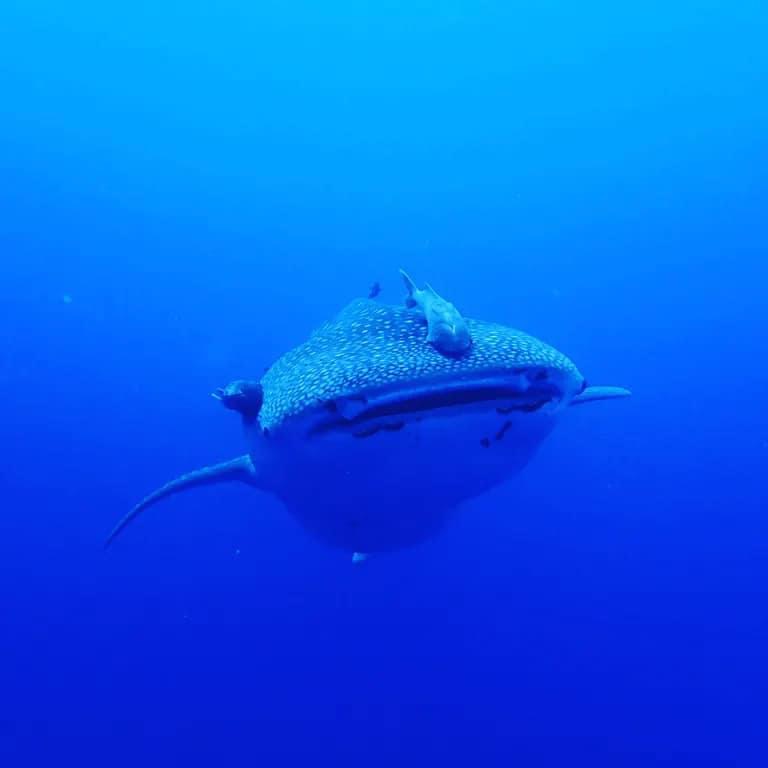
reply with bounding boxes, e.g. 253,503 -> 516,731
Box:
258,299 -> 586,438
246,298 -> 593,552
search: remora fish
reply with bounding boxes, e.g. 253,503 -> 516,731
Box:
106,297 -> 629,555
399,268 -> 472,355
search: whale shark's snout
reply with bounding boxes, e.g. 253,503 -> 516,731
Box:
258,299 -> 588,435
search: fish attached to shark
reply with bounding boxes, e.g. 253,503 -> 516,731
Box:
106,276 -> 630,556
399,268 -> 472,356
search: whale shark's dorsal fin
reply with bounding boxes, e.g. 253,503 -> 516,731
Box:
570,385 -> 631,406
104,455 -> 258,547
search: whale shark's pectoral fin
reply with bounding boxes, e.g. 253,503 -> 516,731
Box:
104,455 -> 258,548
570,385 -> 632,406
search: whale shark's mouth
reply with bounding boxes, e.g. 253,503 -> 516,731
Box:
308,367 -> 571,436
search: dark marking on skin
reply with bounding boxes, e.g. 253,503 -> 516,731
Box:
496,397 -> 550,414
519,399 -> 551,413
353,421 -> 406,438
533,369 -> 549,382
495,420 -> 512,441
495,397 -> 552,415
480,437 -> 491,448
353,426 -> 381,438
263,427 -> 270,437
324,400 -> 339,413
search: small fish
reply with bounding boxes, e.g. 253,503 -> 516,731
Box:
368,281 -> 381,299
211,379 -> 263,423
400,269 -> 471,356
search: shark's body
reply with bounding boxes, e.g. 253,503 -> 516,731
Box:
107,298 -> 629,554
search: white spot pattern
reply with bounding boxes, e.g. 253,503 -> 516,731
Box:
258,299 -> 581,431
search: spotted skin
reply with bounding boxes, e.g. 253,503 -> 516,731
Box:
258,299 -> 581,432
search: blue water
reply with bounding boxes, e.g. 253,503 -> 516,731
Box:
2,1 -> 767,764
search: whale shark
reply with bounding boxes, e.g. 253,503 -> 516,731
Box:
106,295 -> 630,555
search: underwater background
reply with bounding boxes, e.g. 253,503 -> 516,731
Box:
1,1 -> 767,764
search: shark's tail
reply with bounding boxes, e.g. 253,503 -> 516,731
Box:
105,455 -> 257,548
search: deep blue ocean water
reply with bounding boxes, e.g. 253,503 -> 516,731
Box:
1,1 -> 767,764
